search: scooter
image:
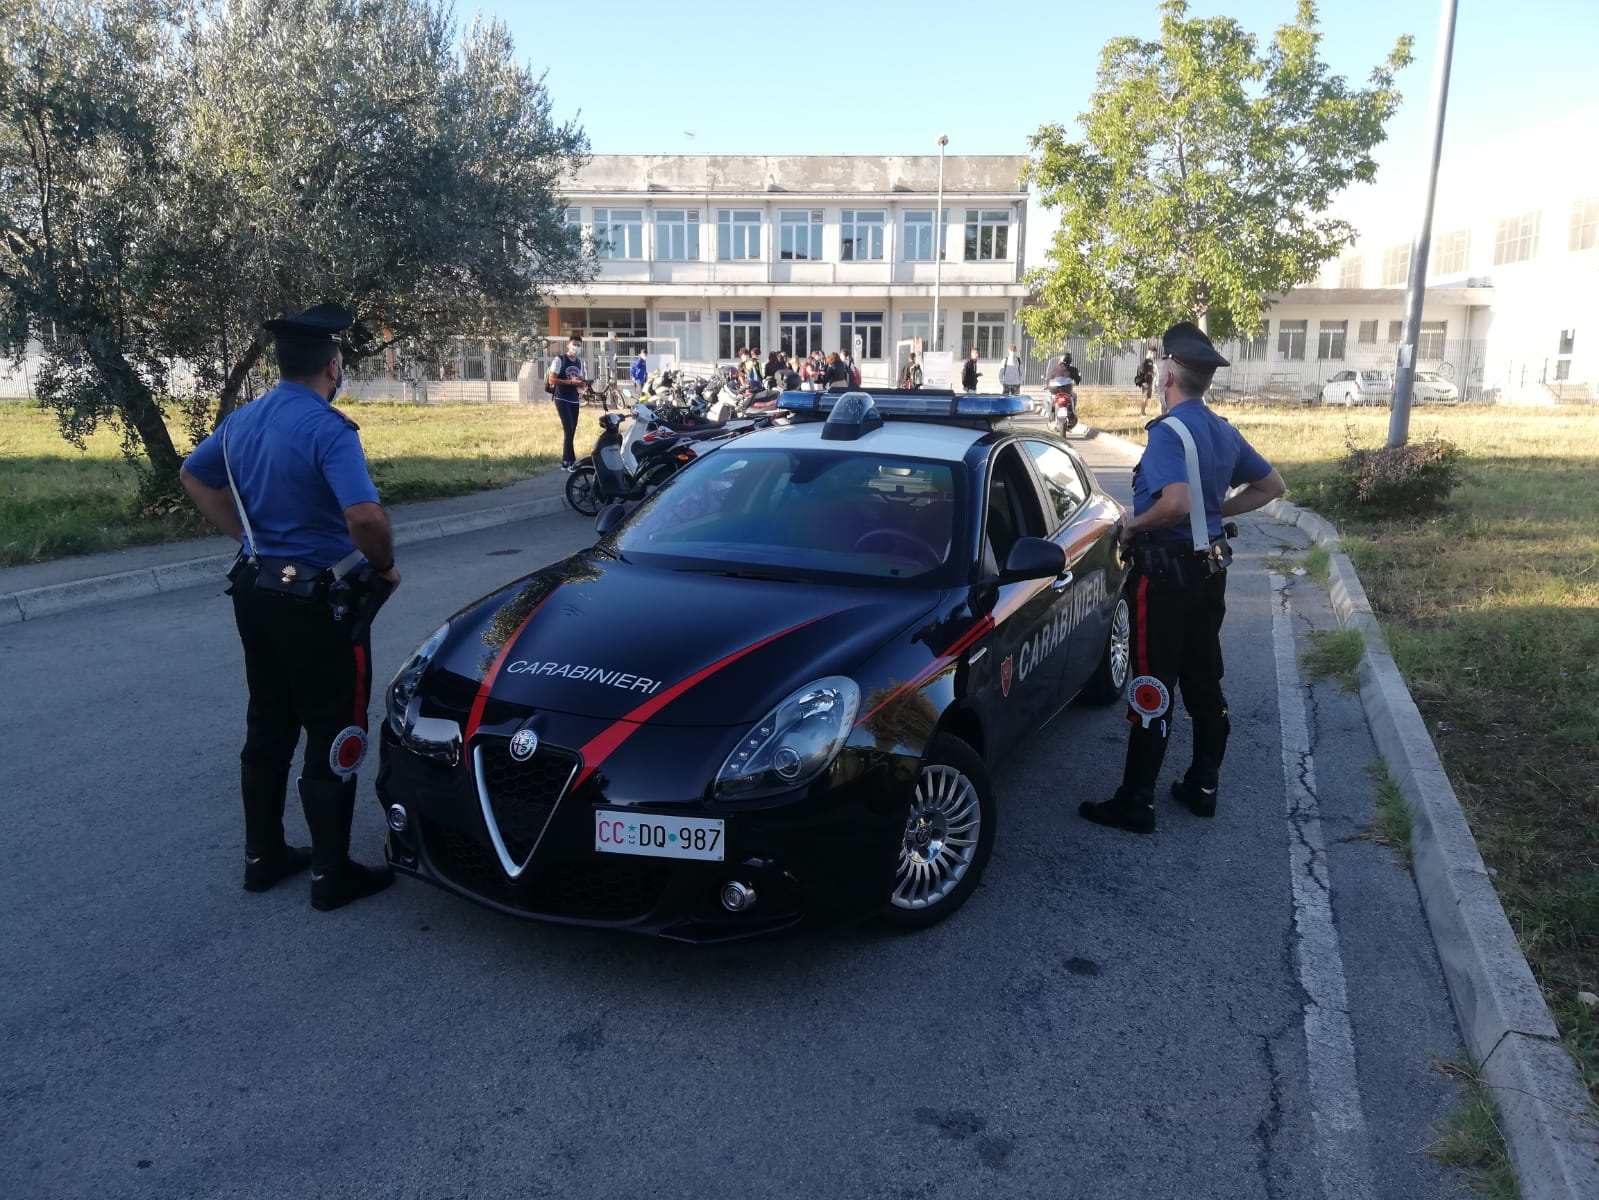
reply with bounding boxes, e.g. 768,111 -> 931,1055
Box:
1046,374 -> 1078,435
566,404 -> 697,516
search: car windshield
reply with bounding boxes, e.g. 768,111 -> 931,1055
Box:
612,447 -> 966,587
1360,371 -> 1391,382
1416,372 -> 1441,382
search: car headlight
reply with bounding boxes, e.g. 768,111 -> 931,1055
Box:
714,676 -> 860,801
387,624 -> 452,754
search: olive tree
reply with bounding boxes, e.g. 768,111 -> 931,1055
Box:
1,0 -> 591,498
1021,0 -> 1412,346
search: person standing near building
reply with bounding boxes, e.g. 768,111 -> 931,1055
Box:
630,351 -> 648,390
547,335 -> 587,471
999,343 -> 1024,396
1134,346 -> 1157,416
178,303 -> 400,909
961,348 -> 981,393
900,353 -> 923,390
1079,322 -> 1285,835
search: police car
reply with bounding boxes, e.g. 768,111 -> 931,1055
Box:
377,391 -> 1130,941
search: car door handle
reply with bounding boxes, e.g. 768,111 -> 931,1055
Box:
1052,570 -> 1074,591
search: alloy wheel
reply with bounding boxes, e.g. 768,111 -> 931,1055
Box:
892,764 -> 981,910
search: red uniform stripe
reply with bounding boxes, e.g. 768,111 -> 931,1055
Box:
462,591 -> 559,745
1133,573 -> 1150,676
572,615 -> 832,789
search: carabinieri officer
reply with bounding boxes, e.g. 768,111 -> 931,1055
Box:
180,303 -> 401,909
1079,322 -> 1285,835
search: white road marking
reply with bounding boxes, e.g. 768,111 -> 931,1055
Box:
1269,573 -> 1376,1199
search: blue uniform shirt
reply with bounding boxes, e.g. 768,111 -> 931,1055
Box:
1131,399 -> 1272,546
183,382 -> 381,567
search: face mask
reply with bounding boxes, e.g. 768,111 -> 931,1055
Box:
568,346 -> 581,357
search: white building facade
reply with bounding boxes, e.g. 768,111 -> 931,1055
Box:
546,154 -> 1030,387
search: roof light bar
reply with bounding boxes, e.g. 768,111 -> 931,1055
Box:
778,389 -> 1031,420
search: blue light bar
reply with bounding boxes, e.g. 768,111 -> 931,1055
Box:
777,390 -> 1031,421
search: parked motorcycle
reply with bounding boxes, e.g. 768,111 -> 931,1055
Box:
1046,374 -> 1079,435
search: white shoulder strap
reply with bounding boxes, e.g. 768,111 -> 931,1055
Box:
222,426 -> 259,560
1160,416 -> 1211,553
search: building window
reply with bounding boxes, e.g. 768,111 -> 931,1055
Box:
778,311 -> 824,359
1357,320 -> 1378,345
1417,321 -> 1447,360
718,310 -> 762,358
1558,328 -> 1576,355
1555,359 -> 1572,381
960,311 -> 1007,359
655,210 -> 700,261
654,310 -> 703,361
1387,320 -> 1403,343
1493,212 -> 1540,265
1317,320 -> 1347,360
1381,244 -> 1410,287
841,210 -> 885,261
1434,229 -> 1471,275
717,210 -> 761,261
1570,199 -> 1599,251
900,310 -> 944,351
839,311 -> 885,359
903,211 -> 935,261
1237,323 -> 1269,361
1277,320 -> 1307,361
779,210 -> 822,261
963,209 -> 1010,261
592,208 -> 643,260
1339,257 -> 1363,288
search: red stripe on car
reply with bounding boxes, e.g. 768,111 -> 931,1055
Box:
572,614 -> 833,789
854,614 -> 995,727
462,591 -> 559,745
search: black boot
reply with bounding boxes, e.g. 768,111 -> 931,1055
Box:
1172,774 -> 1218,818
298,777 -> 395,911
242,763 -> 311,892
1079,787 -> 1156,835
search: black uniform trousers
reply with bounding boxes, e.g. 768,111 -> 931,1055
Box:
233,588 -> 372,785
1120,564 -> 1231,797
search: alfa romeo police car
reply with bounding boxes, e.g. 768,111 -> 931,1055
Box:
377,390 -> 1130,941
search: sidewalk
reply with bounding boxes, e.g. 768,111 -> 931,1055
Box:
0,469 -> 572,624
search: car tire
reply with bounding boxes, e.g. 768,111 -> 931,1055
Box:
880,733 -> 996,931
1080,593 -> 1131,705
565,466 -> 601,515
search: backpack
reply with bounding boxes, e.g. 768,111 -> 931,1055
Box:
545,353 -> 571,396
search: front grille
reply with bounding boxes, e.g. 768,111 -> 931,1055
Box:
422,818 -> 674,923
476,741 -> 577,867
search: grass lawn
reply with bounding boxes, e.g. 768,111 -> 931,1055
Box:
0,400 -> 568,566
1080,387 -> 1599,1110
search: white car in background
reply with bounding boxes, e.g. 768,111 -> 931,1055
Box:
1320,369 -> 1394,406
1411,370 -> 1460,403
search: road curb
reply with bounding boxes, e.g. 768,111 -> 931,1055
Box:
0,495 -> 570,625
1263,494 -> 1599,1200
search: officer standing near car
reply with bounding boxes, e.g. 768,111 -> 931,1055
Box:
180,304 -> 401,908
1079,321 -> 1285,835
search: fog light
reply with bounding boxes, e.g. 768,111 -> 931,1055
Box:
386,804 -> 409,833
720,881 -> 756,913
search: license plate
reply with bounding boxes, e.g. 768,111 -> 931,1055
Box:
594,811 -> 725,862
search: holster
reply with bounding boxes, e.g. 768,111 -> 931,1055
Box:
1132,536 -> 1233,591
330,569 -> 393,643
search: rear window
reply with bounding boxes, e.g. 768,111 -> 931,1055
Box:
1360,371 -> 1391,382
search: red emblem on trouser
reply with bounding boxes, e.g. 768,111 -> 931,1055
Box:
1000,655 -> 1014,697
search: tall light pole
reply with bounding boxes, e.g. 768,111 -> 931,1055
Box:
932,134 -> 948,354
1388,0 -> 1460,447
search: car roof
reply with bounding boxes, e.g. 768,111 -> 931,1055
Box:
731,418 -> 989,462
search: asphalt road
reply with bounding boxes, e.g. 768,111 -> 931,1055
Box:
2,429 -> 1468,1199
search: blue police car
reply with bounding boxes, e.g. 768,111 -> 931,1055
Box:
377,391 -> 1130,941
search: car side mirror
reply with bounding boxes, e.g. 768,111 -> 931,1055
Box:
594,502 -> 628,538
999,536 -> 1066,582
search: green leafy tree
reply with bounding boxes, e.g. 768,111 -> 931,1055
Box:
1022,0 -> 1412,346
1,0 -> 590,499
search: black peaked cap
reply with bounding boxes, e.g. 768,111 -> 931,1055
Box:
264,303 -> 356,348
1161,321 -> 1230,368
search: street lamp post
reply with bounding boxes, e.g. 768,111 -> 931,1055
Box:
932,134 -> 948,355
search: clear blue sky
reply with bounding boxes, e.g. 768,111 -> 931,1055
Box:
486,0 -> 1594,183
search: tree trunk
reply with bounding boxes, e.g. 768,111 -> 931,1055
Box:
1194,281 -> 1211,336
215,335 -> 265,426
86,341 -> 183,483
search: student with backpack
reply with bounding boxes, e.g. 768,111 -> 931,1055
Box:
546,337 -> 587,471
